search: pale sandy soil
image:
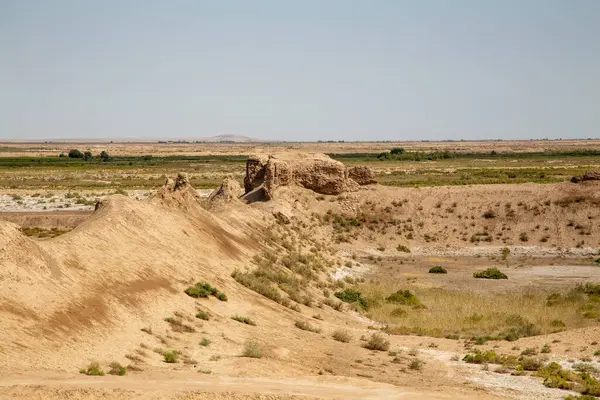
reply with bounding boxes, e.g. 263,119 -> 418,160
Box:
0,169 -> 599,399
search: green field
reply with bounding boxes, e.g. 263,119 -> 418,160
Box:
0,150 -> 597,190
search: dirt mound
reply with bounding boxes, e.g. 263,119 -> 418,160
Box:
154,172 -> 202,208
571,170 -> 600,183
207,177 -> 243,208
347,166 -> 376,185
243,153 -> 374,200
0,176 -> 257,372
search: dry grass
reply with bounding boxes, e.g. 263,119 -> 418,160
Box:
332,329 -> 352,343
241,340 -> 263,358
359,283 -> 600,339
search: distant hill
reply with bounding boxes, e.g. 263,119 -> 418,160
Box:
5,135 -> 261,144
199,134 -> 259,143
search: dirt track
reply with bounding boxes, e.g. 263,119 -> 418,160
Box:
0,372 -> 500,400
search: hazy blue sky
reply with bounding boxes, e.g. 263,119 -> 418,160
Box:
1,1 -> 599,141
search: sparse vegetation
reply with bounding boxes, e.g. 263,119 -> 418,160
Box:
164,316 -> 196,333
79,362 -> 104,376
408,359 -> 425,371
108,362 -> 127,376
294,320 -> 321,333
200,337 -> 211,347
232,315 -> 256,326
364,333 -> 390,351
242,340 -> 263,358
195,311 -> 209,320
332,329 -> 352,343
482,210 -> 497,219
396,244 -> 411,253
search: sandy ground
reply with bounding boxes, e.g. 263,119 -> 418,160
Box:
1,170 -> 600,399
0,189 -> 213,212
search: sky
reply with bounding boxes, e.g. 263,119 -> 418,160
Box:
1,0 -> 599,141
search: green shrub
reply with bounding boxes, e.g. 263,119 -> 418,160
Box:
364,333 -> 390,351
200,337 -> 211,347
428,266 -> 447,274
163,350 -> 179,364
185,281 -> 227,301
68,149 -> 84,159
232,315 -> 256,326
332,329 -> 352,343
216,292 -> 228,301
79,362 -> 104,376
242,340 -> 263,358
473,268 -> 508,279
334,288 -> 369,309
195,311 -> 209,320
385,290 -> 420,306
108,362 -> 127,376
294,320 -> 321,333
163,350 -> 179,363
536,362 -> 579,389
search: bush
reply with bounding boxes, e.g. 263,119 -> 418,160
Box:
68,149 -> 84,159
482,210 -> 497,219
364,333 -> 390,351
332,329 -> 352,343
108,362 -> 127,376
163,350 -> 179,363
195,311 -> 209,320
463,350 -> 505,365
216,292 -> 228,301
200,337 -> 211,347
385,289 -> 420,306
232,315 -> 256,326
396,244 -> 411,253
185,281 -> 227,301
409,359 -> 424,371
294,320 -> 321,333
334,288 -> 369,309
428,266 -> 447,274
242,340 -> 263,358
185,282 -> 227,301
79,362 -> 104,376
473,268 -> 508,279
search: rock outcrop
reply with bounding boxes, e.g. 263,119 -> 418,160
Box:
243,153 -> 375,200
571,171 -> 600,183
347,165 -> 377,185
155,172 -> 201,207
207,177 -> 243,208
